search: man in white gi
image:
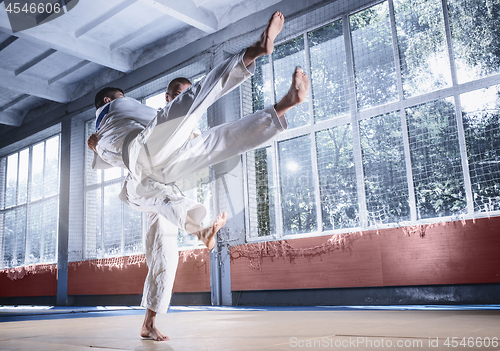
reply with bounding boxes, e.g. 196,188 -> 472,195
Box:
87,11 -> 310,341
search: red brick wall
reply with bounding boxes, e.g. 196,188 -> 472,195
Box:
230,217 -> 500,290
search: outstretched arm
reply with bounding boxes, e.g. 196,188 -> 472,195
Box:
87,134 -> 98,153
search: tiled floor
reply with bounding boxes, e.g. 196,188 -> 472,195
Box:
0,305 -> 499,350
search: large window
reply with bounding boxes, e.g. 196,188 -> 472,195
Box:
246,0 -> 500,239
0,135 -> 60,268
84,120 -> 143,259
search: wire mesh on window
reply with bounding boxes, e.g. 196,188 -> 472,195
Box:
44,136 -> 60,197
103,183 -> 122,257
42,197 -> 58,263
447,0 -> 500,83
123,202 -> 143,254
176,168 -> 213,248
5,154 -> 17,208
85,188 -> 102,259
31,142 -> 44,201
316,126 -> 359,230
461,85 -> 500,212
360,111 -> 410,225
279,135 -> 317,235
350,1 -> 398,110
308,20 -> 350,122
252,56 -> 274,113
0,135 -> 60,268
394,0 -> 452,97
17,149 -> 29,205
406,98 -> 466,219
27,202 -> 42,264
273,36 -> 310,129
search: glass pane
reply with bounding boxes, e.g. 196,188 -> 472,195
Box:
316,126 -> 359,230
461,86 -> 500,212
85,120 -> 101,186
145,92 -> 166,109
28,202 -> 43,264
44,136 -> 60,198
2,210 -> 15,268
85,188 -> 102,258
5,153 -> 18,208
406,98 -> 466,218
279,135 -> 317,234
103,183 -> 122,256
123,204 -> 143,255
394,0 -> 452,97
448,0 -> 500,83
15,206 -> 27,266
42,197 -> 58,263
177,167 -> 212,247
18,149 -> 29,204
273,37 -> 310,129
308,20 -> 350,122
360,112 -> 410,224
31,142 -> 44,201
103,167 -> 122,182
252,55 -> 273,113
350,2 -> 398,109
247,147 -> 276,237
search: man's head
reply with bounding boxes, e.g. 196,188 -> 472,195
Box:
166,78 -> 192,103
95,87 -> 125,109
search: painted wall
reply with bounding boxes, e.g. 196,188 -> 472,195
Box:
1,217 -> 499,300
0,249 -> 211,298
230,217 -> 500,291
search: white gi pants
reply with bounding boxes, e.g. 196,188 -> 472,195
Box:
120,50 -> 287,312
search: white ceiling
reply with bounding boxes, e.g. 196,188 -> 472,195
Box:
0,0 -> 286,127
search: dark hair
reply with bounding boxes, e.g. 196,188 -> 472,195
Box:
166,78 -> 192,93
94,87 -> 124,109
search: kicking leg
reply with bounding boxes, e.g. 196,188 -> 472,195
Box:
243,11 -> 285,67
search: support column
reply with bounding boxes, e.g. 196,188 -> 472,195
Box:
57,119 -> 71,306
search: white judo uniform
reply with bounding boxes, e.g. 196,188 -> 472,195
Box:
92,49 -> 287,312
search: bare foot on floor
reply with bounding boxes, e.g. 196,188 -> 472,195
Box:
140,325 -> 169,342
194,211 -> 228,250
244,11 -> 285,66
275,67 -> 310,117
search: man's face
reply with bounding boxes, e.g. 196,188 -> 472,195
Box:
166,83 -> 191,103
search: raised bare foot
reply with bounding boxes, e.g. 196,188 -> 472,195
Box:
140,324 -> 169,342
243,11 -> 285,66
274,67 -> 310,117
194,211 -> 227,250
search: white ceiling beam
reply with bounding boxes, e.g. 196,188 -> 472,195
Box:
0,67 -> 70,103
139,0 -> 218,33
0,36 -> 17,51
0,94 -> 30,110
15,49 -> 57,76
0,12 -> 133,72
48,60 -> 91,85
75,0 -> 137,38
0,109 -> 27,127
110,15 -> 166,51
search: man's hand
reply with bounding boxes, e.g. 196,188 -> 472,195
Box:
87,134 -> 98,153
